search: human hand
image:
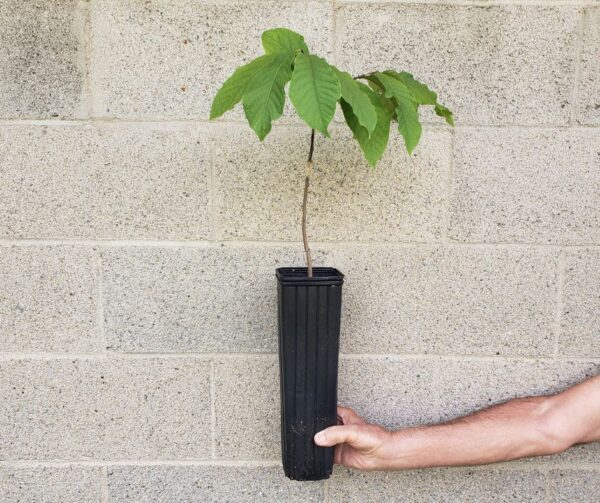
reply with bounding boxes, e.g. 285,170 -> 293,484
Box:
314,406 -> 397,471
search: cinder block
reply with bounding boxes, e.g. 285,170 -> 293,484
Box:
549,360 -> 600,391
336,4 -> 578,125
329,467 -> 546,502
213,126 -> 450,242
561,250 -> 600,357
0,125 -> 210,240
102,245 -> 319,352
342,359 -> 599,439
546,361 -> 600,462
576,8 -> 600,125
339,358 -> 599,464
449,128 -> 600,244
510,360 -> 600,465
90,0 -> 332,119
214,357 -> 280,460
324,245 -> 557,357
0,0 -> 87,119
103,243 -> 559,357
549,469 -> 600,503
0,245 -> 100,353
542,442 -> 600,465
0,358 -> 211,460
0,466 -> 103,503
435,359 -> 599,423
107,465 -> 324,502
338,358 -> 440,430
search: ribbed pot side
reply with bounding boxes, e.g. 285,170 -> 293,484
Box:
276,267 -> 344,481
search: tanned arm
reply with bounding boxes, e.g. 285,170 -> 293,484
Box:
314,374 -> 600,471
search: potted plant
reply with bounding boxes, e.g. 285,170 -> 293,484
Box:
210,28 -> 454,480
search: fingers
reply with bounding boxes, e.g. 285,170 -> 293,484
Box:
314,425 -> 359,447
333,443 -> 343,465
337,406 -> 367,425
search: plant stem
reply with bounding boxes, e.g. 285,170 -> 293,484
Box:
302,129 -> 315,278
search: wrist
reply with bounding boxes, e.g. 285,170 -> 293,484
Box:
377,429 -> 409,470
382,427 -> 428,470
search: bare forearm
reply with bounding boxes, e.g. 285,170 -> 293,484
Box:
385,397 -> 558,470
317,375 -> 600,471
385,375 -> 600,470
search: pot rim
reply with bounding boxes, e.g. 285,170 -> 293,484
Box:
276,267 -> 344,285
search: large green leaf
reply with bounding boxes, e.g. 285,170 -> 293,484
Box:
374,72 -> 422,154
435,103 -> 455,126
333,67 -> 377,135
341,84 -> 392,167
383,70 -> 437,105
395,99 -> 421,155
289,53 -> 341,136
209,55 -> 271,119
242,51 -> 295,140
364,76 -> 383,94
262,28 -> 308,55
373,72 -> 415,106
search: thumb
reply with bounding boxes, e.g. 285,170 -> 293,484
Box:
314,425 -> 359,447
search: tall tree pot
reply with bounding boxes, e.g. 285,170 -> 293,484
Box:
276,267 -> 344,481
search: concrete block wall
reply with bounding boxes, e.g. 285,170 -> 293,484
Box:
0,0 -> 598,501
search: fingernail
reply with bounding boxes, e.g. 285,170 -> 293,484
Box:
315,432 -> 325,443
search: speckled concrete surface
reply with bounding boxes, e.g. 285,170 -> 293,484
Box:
0,358 -> 211,460
0,466 -> 104,503
449,128 -> 600,244
0,0 -> 87,119
576,7 -> 600,125
90,0 -> 332,120
561,250 -> 600,357
0,124 -> 211,239
336,4 -> 578,126
213,126 -> 450,242
107,465 -> 324,502
0,245 -> 100,352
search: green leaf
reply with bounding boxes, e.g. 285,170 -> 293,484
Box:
210,55 -> 271,120
365,77 -> 384,95
383,70 -> 437,105
374,72 -> 422,154
289,53 -> 341,136
262,28 -> 309,55
341,84 -> 391,167
395,99 -> 421,155
373,72 -> 415,106
242,52 -> 295,140
435,103 -> 455,126
333,67 -> 377,135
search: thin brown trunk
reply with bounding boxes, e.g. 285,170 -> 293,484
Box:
302,129 -> 315,277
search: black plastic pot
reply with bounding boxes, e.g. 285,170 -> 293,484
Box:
276,267 -> 344,481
